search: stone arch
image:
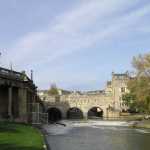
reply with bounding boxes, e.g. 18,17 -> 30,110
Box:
88,106 -> 103,119
47,107 -> 62,122
67,107 -> 84,119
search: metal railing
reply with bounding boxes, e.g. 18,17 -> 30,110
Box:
0,66 -> 32,82
31,112 -> 48,124
28,103 -> 48,124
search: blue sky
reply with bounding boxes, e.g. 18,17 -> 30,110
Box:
0,0 -> 150,91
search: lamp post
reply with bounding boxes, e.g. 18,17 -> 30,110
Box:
0,52 -> 1,65
31,69 -> 33,81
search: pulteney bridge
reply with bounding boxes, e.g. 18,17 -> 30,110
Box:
40,73 -> 129,122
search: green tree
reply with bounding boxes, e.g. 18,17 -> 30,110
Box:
48,83 -> 59,96
122,93 -> 135,107
126,53 -> 150,113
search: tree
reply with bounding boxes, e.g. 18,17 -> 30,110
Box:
48,83 -> 59,96
132,53 -> 150,77
122,93 -> 135,107
126,53 -> 150,113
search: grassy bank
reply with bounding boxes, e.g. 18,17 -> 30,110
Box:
0,122 -> 44,150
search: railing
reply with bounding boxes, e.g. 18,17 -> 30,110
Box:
28,103 -> 48,124
30,112 -> 48,124
0,66 -> 32,82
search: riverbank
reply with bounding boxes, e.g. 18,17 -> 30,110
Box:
131,120 -> 150,129
0,122 -> 45,150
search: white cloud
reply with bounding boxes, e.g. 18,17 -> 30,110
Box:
2,0 -> 150,89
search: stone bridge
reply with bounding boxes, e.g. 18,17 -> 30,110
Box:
0,67 -> 39,123
44,93 -> 116,121
41,73 -> 129,121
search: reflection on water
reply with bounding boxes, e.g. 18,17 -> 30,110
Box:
45,121 -> 150,150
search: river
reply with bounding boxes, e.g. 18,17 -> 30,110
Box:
43,120 -> 150,150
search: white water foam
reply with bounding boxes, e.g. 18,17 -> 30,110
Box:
43,120 -> 150,135
43,124 -> 73,135
72,121 -> 131,127
135,129 -> 150,134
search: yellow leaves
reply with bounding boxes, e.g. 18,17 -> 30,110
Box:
132,53 -> 150,77
128,52 -> 150,112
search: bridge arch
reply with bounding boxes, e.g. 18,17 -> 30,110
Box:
47,107 -> 62,122
88,106 -> 103,119
67,107 -> 84,119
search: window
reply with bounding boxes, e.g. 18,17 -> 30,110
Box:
121,87 -> 126,93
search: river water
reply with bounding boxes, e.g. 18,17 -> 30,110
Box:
43,120 -> 150,150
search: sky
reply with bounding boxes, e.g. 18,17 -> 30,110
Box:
0,0 -> 150,91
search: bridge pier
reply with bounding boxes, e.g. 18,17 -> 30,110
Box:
103,109 -> 108,118
83,111 -> 88,120
8,86 -> 12,119
18,88 -> 28,122
0,85 -> 8,118
0,67 -> 40,123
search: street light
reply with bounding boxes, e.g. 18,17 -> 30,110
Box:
0,52 -> 2,66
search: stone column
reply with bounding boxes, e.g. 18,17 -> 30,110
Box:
61,109 -> 67,119
83,111 -> 88,120
103,108 -> 108,118
18,88 -> 27,122
8,86 -> 13,119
